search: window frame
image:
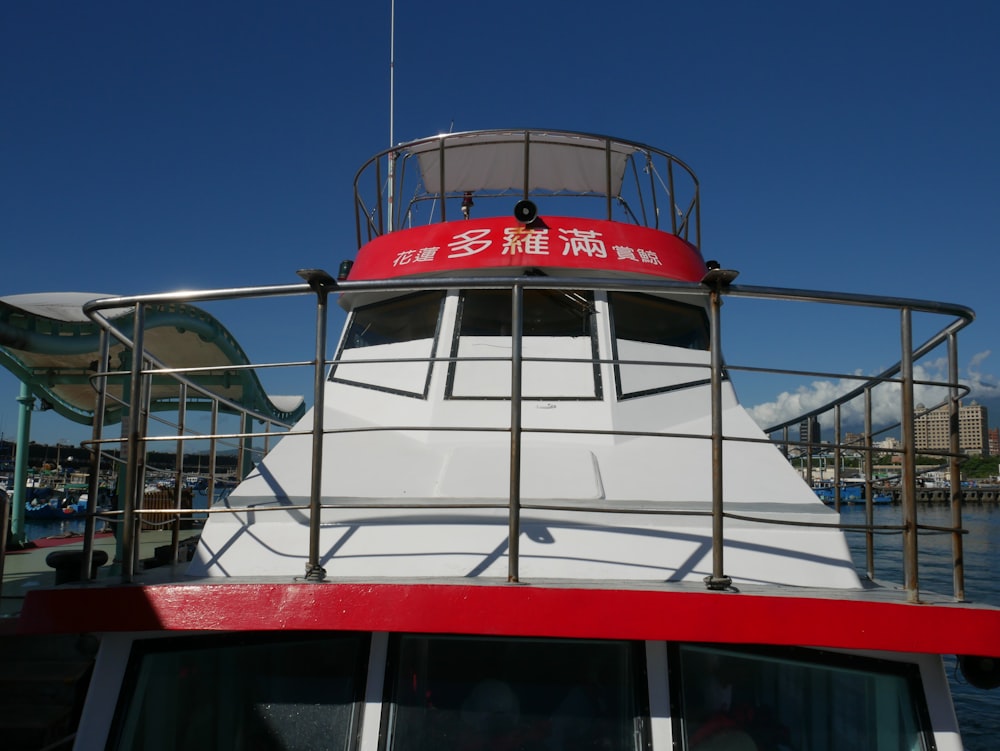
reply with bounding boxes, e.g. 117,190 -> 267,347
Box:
666,643 -> 937,751
329,291 -> 446,399
607,292 -> 715,401
445,288 -> 603,401
106,631 -> 371,751
379,633 -> 650,751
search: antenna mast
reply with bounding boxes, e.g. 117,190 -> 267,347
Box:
387,0 -> 396,231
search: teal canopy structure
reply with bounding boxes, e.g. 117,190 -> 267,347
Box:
0,292 -> 305,427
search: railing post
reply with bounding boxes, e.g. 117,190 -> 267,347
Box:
948,331 -> 965,601
899,307 -> 919,602
239,410 -> 254,480
170,383 -> 187,564
207,400 -> 218,530
863,387 -> 875,580
508,283 -> 524,583
121,304 -> 145,583
81,331 -> 110,580
702,264 -> 738,590
833,404 -> 842,512
298,269 -> 337,582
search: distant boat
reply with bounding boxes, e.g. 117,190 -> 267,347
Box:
814,482 -> 892,505
24,497 -> 90,520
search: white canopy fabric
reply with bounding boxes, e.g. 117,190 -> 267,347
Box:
408,131 -> 638,196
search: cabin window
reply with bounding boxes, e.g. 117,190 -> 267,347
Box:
673,645 -> 930,751
608,292 -> 711,399
109,633 -> 369,751
385,635 -> 643,751
447,289 -> 601,399
331,291 -> 445,398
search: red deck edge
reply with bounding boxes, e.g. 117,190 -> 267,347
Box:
14,582 -> 1000,658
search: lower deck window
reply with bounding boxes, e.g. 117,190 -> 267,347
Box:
110,633 -> 368,751
674,645 -> 929,751
386,635 -> 642,751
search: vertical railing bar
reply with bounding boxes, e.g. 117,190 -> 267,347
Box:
864,387 -> 875,580
170,382 -> 187,564
900,307 -> 919,601
833,404 -> 842,512
121,304 -> 145,583
207,400 -> 219,538
133,361 -> 154,575
605,138 -> 613,220
806,422 -> 814,490
508,283 -> 524,583
438,139 -> 447,224
667,159 -> 677,235
948,331 -> 965,601
522,131 -> 531,199
300,271 -> 334,582
80,331 -> 109,581
704,271 -> 733,590
236,408 -> 246,481
374,155 -> 384,237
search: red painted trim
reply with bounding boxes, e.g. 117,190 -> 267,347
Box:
348,217 -> 707,282
16,582 -> 1000,658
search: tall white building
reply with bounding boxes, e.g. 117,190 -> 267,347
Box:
913,401 -> 989,456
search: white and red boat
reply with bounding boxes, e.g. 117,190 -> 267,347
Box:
4,129 -> 999,750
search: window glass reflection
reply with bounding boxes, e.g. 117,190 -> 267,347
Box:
677,645 -> 926,751
111,633 -> 368,751
387,635 -> 640,751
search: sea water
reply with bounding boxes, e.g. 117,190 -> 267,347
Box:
843,504 -> 1000,750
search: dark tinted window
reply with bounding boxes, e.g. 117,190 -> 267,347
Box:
609,292 -> 708,350
675,645 -> 928,750
344,292 -> 444,349
110,633 -> 368,751
459,289 -> 594,337
386,635 -> 640,751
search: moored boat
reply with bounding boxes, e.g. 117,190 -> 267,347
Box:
2,129 -> 998,750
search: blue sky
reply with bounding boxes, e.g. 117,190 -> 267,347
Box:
2,1 -> 999,446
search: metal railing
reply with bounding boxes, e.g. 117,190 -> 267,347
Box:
56,272 -> 975,603
353,129 -> 701,247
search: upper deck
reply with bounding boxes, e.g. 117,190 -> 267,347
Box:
348,130 -> 705,282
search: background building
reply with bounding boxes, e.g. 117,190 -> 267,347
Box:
913,401 -> 990,456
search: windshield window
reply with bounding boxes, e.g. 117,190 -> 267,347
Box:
609,292 -> 708,350
331,292 -> 444,398
110,633 -> 368,751
609,292 -> 710,399
447,289 -> 600,399
675,645 -> 928,750
342,291 -> 444,349
386,635 -> 642,751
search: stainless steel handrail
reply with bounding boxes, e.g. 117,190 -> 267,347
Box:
74,273 -> 975,600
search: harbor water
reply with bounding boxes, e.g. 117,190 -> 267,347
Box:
20,501 -> 1000,748
843,503 -> 1000,750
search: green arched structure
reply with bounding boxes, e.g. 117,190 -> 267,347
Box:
1,292 -> 305,426
0,292 -> 305,543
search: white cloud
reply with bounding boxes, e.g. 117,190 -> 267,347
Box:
747,351 -> 998,432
